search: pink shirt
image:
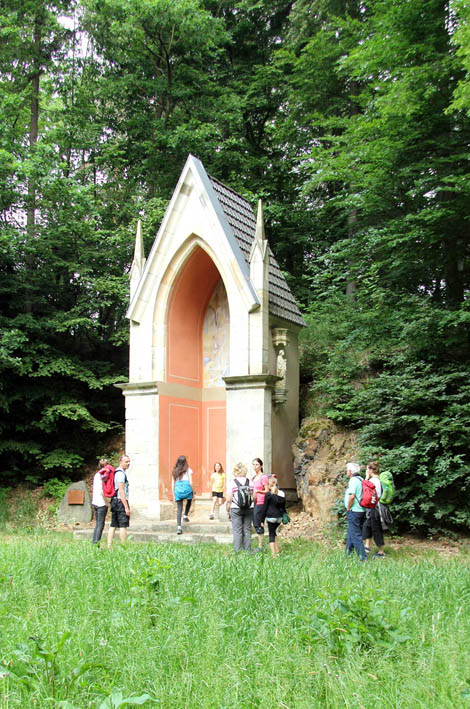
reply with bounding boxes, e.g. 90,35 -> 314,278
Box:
253,474 -> 269,506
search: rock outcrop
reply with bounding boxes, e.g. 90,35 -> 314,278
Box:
292,417 -> 359,528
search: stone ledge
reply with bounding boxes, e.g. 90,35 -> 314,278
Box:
73,528 -> 233,545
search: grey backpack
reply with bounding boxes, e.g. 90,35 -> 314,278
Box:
234,478 -> 253,511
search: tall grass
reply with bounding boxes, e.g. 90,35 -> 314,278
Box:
0,536 -> 469,708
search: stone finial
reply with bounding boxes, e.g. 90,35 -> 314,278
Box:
130,219 -> 146,300
250,199 -> 269,264
133,219 -> 145,274
255,198 -> 266,243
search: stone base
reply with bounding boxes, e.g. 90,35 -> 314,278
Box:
74,519 -> 233,545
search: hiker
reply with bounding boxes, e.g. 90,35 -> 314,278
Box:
344,462 -> 367,561
259,475 -> 287,557
226,462 -> 254,552
172,455 -> 194,535
362,461 -> 385,558
107,454 -> 131,548
91,457 -> 112,545
252,457 -> 269,553
209,462 -> 225,520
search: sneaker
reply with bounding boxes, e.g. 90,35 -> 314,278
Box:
177,526 -> 182,535
364,547 -> 370,554
183,515 -> 190,523
209,513 -> 215,520
372,552 -> 385,558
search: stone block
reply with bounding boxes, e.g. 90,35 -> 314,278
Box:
58,481 -> 92,524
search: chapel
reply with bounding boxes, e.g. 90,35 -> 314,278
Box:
118,155 -> 305,521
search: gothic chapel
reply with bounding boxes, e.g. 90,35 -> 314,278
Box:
118,155 -> 305,521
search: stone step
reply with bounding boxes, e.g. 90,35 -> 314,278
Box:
73,527 -> 233,545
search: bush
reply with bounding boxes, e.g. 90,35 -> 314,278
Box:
41,478 -> 73,501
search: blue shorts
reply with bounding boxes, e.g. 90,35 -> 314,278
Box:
174,480 -> 193,501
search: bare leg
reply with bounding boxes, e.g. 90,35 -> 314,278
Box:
269,541 -> 276,557
119,528 -> 128,544
107,526 -> 116,549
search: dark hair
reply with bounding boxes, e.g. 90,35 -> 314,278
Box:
252,457 -> 263,471
172,455 -> 188,481
213,462 -> 224,473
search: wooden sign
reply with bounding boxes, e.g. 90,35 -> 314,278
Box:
67,489 -> 85,505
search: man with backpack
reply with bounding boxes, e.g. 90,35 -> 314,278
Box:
344,462 -> 367,561
107,454 -> 131,549
226,462 -> 254,552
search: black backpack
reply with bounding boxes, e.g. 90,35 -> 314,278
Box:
234,478 -> 253,512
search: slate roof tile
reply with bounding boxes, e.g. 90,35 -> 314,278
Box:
209,176 -> 305,327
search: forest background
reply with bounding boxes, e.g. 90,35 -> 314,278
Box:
0,0 -> 469,534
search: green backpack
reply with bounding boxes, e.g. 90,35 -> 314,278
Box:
379,470 -> 395,505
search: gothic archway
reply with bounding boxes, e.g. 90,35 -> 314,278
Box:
158,246 -> 229,498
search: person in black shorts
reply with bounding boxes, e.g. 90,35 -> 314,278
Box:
107,454 -> 131,548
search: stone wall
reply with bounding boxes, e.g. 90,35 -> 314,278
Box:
292,417 -> 359,527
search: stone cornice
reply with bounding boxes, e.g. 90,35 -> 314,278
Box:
223,374 -> 282,391
115,380 -> 226,401
115,381 -> 159,396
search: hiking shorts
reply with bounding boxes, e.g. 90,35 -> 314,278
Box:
110,498 -> 130,528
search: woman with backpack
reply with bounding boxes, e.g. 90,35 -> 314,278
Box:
226,462 -> 254,552
172,455 -> 194,535
362,461 -> 385,558
259,475 -> 287,557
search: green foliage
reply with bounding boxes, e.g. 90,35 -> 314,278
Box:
300,292 -> 470,533
41,478 -> 73,501
297,590 -> 411,657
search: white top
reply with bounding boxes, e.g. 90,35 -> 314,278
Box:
172,467 -> 193,488
371,477 -> 382,498
92,471 -> 106,507
181,468 -> 193,483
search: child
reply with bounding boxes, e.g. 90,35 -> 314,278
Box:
209,462 -> 225,519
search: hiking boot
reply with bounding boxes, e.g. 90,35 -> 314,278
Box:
209,513 -> 215,520
177,526 -> 182,535
183,515 -> 190,523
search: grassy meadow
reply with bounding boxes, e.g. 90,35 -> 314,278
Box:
0,534 -> 470,708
